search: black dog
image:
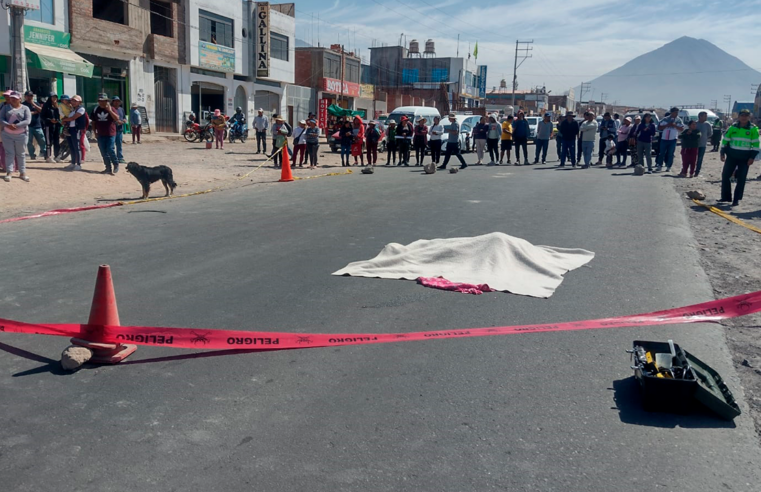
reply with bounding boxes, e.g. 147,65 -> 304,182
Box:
126,162 -> 177,199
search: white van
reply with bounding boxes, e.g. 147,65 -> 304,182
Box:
386,106 -> 442,127
678,108 -> 719,124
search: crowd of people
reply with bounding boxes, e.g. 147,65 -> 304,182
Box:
1,89 -> 143,182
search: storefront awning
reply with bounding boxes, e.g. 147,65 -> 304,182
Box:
26,43 -> 94,78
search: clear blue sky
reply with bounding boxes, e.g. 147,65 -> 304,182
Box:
292,0 -> 761,94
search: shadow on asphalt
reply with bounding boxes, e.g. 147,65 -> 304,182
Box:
611,377 -> 736,429
26,166 -> 103,175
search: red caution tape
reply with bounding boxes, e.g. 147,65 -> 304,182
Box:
2,290 -> 760,352
0,203 -> 123,224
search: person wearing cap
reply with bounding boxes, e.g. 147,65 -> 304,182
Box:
385,120 -> 397,165
558,112 -> 580,167
512,111 -> 530,165
395,116 -> 414,166
413,117 -> 429,166
23,91 -> 46,161
210,109 -> 227,150
253,108 -> 269,154
533,113 -> 553,164
579,112 -> 598,169
111,96 -> 127,164
292,120 -> 308,167
1,91 -> 33,182
40,92 -> 61,163
500,115 -> 513,165
656,107 -> 685,172
596,112 -> 617,165
91,93 -> 122,174
719,109 -> 759,208
270,116 -> 292,167
129,102 -> 142,144
438,113 -> 467,170
304,119 -> 321,169
365,120 -> 381,166
429,116 -> 444,166
62,95 -> 87,170
614,116 -> 635,168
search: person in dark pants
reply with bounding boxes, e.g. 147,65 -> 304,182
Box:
385,120 -> 397,165
40,92 -> 61,163
558,112 -> 579,167
396,116 -> 414,166
413,117 -> 429,166
429,116 -> 444,165
719,109 -> 759,208
253,108 -> 269,154
555,116 -> 563,161
438,113 -> 467,170
596,112 -> 617,165
365,120 -> 381,166
512,112 -> 530,165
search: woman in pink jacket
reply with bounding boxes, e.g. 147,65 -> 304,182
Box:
351,115 -> 365,166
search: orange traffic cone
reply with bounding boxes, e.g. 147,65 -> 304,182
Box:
70,265 -> 137,364
279,146 -> 294,182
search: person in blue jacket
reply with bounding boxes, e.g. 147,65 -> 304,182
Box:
512,111 -> 530,165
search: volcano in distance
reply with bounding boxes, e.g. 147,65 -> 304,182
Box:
581,36 -> 760,109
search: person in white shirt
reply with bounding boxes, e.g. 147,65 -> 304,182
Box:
656,107 -> 685,172
429,116 -> 444,165
292,120 -> 307,167
252,108 -> 269,154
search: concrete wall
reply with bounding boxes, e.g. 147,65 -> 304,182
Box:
188,0 -> 245,74
267,9 -> 294,84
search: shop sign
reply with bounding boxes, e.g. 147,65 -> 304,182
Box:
360,84 -> 374,99
25,26 -> 69,49
9,0 -> 40,9
199,41 -> 235,73
323,78 -> 360,98
318,98 -> 329,129
478,65 -> 487,99
255,2 -> 270,78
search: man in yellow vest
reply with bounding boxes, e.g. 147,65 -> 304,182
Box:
720,109 -> 759,208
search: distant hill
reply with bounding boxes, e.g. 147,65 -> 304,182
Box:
581,37 -> 761,109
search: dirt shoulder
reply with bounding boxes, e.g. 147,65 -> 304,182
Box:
670,149 -> 761,436
0,139 -> 353,220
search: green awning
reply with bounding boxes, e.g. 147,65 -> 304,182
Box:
26,43 -> 94,77
327,104 -> 362,118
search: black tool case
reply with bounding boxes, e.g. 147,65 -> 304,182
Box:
631,340 -> 741,421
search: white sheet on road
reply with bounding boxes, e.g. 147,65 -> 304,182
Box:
332,232 -> 595,298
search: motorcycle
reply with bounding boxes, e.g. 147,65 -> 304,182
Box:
228,119 -> 249,143
183,113 -> 201,142
198,122 -> 215,143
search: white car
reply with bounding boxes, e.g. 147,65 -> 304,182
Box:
525,116 -> 541,142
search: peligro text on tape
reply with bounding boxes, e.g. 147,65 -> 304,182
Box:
1,290 -> 759,351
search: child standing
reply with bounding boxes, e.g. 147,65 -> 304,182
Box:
679,121 -> 701,178
130,102 -> 142,144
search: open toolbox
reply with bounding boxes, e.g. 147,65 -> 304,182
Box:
628,340 -> 741,421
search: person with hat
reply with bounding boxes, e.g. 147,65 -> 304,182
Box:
656,107 -> 685,172
614,116 -> 635,168
111,96 -> 127,164
253,108 -> 269,154
366,120 -> 382,166
395,116 -> 414,166
558,111 -> 580,167
62,95 -> 86,170
429,116 -> 444,166
292,119 -> 308,167
270,115 -> 292,167
385,119 -> 397,165
22,90 -> 46,161
40,92 -> 61,163
129,102 -> 142,144
304,119 -> 321,169
1,91 -> 33,182
438,113 -> 468,170
596,112 -> 617,165
413,116 -> 429,166
719,108 -> 759,208
579,112 -> 598,169
91,93 -> 122,174
210,109 -> 227,150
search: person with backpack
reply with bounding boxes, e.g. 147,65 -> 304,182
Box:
365,120 -> 381,166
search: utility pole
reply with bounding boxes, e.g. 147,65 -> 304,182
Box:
724,94 -> 732,115
752,84 -> 759,96
600,93 -> 607,103
340,44 -> 345,108
9,3 -> 29,91
710,99 -> 717,110
511,40 -> 533,109
579,82 -> 591,102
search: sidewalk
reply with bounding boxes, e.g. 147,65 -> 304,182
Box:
1,139 -> 354,220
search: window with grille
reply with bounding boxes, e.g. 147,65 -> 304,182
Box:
150,1 -> 173,38
93,0 -> 125,25
199,10 -> 233,48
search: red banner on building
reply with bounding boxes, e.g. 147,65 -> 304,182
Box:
318,98 -> 329,129
322,78 -> 361,97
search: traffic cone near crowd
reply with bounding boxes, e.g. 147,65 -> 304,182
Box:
69,265 -> 137,364
279,147 -> 294,182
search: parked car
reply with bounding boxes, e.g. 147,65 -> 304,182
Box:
525,116 -> 541,142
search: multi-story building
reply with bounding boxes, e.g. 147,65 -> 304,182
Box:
0,0 -> 89,98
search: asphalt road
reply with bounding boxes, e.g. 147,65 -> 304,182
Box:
1,147 -> 760,492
